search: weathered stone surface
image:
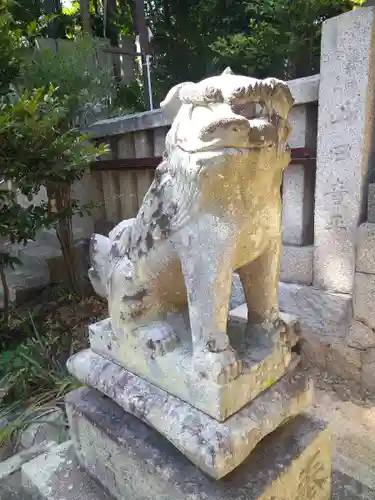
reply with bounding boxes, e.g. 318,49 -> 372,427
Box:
0,442 -> 55,482
354,273 -> 375,329
67,349 -> 313,479
228,304 -> 300,348
230,272 -> 245,309
300,332 -> 330,369
332,469 -> 375,500
347,320 -> 375,350
278,282 -> 352,339
334,452 -> 375,494
280,245 -> 313,284
230,282 -> 358,376
326,341 -> 362,383
0,264 -> 49,308
287,74 -> 319,105
88,314 -> 296,421
287,104 -> 317,149
19,409 -> 67,451
0,470 -> 34,500
361,347 -> 375,394
66,387 -> 330,500
282,164 -> 315,246
356,222 -> 375,274
367,183 -> 375,223
21,441 -> 110,500
314,8 -> 375,294
89,70 -> 294,389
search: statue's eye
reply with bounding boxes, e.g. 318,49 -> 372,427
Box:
255,103 -> 267,117
232,102 -> 267,119
232,102 -> 256,119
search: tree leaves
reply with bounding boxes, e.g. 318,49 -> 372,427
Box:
147,0 -> 356,102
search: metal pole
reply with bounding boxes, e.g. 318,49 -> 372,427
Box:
145,55 -> 153,110
135,0 -> 152,110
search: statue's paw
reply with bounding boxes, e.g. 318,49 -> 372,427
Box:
193,348 -> 243,385
139,322 -> 180,358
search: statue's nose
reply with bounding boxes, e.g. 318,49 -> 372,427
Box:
199,117 -> 251,141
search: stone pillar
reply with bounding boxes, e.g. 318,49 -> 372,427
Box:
314,7 -> 375,294
282,164 -> 315,245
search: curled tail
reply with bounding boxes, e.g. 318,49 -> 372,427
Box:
88,219 -> 135,298
88,233 -> 111,298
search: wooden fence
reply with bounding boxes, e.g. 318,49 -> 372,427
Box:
89,126 -> 315,229
89,123 -> 169,231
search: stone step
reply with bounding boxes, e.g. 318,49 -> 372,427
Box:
21,441 -> 111,500
0,470 -> 36,500
332,469 -> 375,499
0,264 -> 50,308
0,443 -> 57,500
1,236 -> 89,307
333,453 -> 375,497
4,395 -> 372,500
1,436 -> 373,500
65,387 -> 332,500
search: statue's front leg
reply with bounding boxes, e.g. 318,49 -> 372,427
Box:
177,217 -> 242,384
238,235 -> 285,333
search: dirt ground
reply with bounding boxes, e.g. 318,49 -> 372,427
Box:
304,366 -> 375,496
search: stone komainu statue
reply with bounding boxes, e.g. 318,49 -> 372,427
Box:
89,68 -> 294,382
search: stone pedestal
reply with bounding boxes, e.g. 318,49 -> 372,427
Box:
67,304 -> 330,494
66,387 -> 332,500
67,348 -> 312,479
87,312 -> 299,421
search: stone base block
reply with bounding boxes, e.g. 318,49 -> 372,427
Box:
66,387 -> 331,500
21,441 -> 110,500
88,311 -> 299,421
67,349 -> 313,479
280,245 -> 313,285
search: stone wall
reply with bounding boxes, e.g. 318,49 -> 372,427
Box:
277,7 -> 375,393
280,75 -> 318,286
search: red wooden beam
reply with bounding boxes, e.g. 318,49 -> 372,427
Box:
290,147 -> 316,161
92,148 -> 316,171
93,157 -> 162,171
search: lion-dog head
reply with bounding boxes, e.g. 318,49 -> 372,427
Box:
160,68 -> 294,212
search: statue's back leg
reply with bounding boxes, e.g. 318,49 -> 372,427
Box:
238,236 -> 281,330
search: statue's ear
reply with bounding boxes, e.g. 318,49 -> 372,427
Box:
160,82 -> 194,121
